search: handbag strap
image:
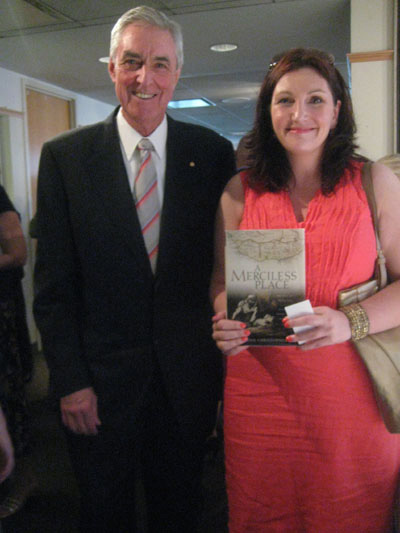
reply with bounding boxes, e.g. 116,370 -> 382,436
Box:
361,161 -> 388,289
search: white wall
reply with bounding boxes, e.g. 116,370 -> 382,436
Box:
0,66 -> 114,122
0,66 -> 114,341
350,0 -> 396,160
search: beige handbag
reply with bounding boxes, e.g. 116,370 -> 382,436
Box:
338,162 -> 400,434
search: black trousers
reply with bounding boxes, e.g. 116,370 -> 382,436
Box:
65,367 -> 207,533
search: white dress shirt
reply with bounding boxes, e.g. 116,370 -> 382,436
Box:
116,108 -> 167,206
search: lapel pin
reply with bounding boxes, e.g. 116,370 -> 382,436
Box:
189,161 -> 195,167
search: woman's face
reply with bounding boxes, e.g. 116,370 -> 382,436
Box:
270,67 -> 341,161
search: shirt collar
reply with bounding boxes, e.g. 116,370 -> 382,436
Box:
116,108 -> 167,161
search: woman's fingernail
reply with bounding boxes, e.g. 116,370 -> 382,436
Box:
244,330 -> 250,336
240,323 -> 247,328
241,336 -> 248,342
286,335 -> 295,343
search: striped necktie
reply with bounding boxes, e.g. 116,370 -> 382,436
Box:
134,138 -> 160,273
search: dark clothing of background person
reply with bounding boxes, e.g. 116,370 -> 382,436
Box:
33,107 -> 235,532
0,185 -> 34,519
0,186 -> 32,457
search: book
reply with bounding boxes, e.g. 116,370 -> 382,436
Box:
225,229 -> 306,345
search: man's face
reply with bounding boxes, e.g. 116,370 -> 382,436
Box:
108,23 -> 181,136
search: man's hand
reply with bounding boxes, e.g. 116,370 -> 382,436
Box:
60,387 -> 101,435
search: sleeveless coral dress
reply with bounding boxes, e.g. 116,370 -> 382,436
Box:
224,162 -> 400,532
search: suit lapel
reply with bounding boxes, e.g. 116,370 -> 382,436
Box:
159,117 -> 183,253
157,117 -> 203,274
86,109 -> 149,263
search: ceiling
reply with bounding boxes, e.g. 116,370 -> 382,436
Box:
0,0 -> 350,145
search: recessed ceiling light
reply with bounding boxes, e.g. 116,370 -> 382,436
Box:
168,98 -> 215,109
210,43 -> 238,53
99,57 -> 109,63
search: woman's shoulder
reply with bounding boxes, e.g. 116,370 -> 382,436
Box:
223,169 -> 258,204
371,160 -> 400,187
223,172 -> 245,197
370,161 -> 400,216
220,173 -> 245,228
340,158 -> 399,201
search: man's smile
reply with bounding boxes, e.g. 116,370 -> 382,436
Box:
134,91 -> 156,99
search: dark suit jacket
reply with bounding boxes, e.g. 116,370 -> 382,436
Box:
33,108 -> 235,440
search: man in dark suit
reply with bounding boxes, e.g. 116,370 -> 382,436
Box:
33,5 -> 235,533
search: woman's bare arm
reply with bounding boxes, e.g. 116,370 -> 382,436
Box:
0,211 -> 27,269
210,174 -> 251,355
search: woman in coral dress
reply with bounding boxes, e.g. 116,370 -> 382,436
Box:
211,48 -> 400,532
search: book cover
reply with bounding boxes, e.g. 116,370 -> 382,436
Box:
225,229 -> 306,345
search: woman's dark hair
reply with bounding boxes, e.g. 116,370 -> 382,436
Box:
246,47 -> 359,194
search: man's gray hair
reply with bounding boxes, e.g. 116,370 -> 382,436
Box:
110,5 -> 183,69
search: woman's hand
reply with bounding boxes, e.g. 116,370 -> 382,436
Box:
212,311 -> 250,356
283,306 -> 351,350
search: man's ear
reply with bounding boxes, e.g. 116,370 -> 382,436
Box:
173,68 -> 182,89
108,59 -> 116,82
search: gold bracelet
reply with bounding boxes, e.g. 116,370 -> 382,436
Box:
340,303 -> 370,341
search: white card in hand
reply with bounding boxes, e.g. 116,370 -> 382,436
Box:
284,300 -> 314,345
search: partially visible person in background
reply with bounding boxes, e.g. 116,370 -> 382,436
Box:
0,185 -> 36,519
0,405 -> 14,533
0,406 -> 14,484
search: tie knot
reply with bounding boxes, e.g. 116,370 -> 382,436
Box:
138,138 -> 154,152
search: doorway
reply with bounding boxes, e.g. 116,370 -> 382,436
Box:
26,88 -> 74,214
